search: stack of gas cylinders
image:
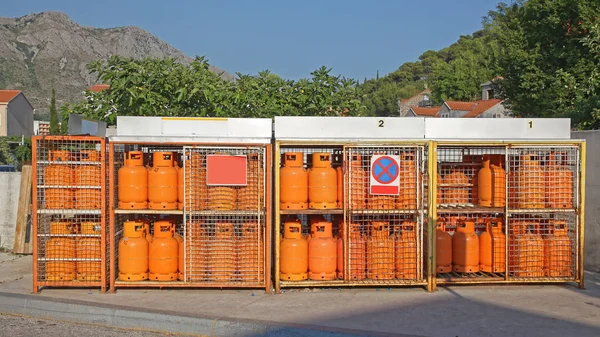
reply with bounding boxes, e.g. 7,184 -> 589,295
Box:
45,220 -> 102,281
118,151 -> 262,211
435,215 -> 572,277
44,149 -> 102,210
118,219 -> 182,281
280,217 -> 418,281
280,152 -> 342,210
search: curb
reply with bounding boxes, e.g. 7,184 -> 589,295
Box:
0,292 -> 412,337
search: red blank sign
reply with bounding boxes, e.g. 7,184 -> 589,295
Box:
206,155 -> 247,186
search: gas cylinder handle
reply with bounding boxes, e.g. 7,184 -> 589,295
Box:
286,154 -> 296,161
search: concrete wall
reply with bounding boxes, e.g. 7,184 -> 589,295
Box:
572,130 -> 600,272
0,172 -> 21,250
6,94 -> 34,137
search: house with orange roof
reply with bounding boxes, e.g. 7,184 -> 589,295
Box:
408,106 -> 441,118
0,90 -> 34,136
437,98 -> 510,118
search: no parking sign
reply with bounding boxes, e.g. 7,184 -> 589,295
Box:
370,155 -> 400,195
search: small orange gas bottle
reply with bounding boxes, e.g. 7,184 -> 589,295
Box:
148,152 -> 178,210
349,154 -> 367,209
280,152 -> 308,209
436,219 -> 452,274
479,220 -> 506,273
308,153 -> 338,209
478,158 -> 492,207
394,221 -> 417,279
452,220 -> 480,273
118,151 -> 148,209
148,221 -> 178,281
280,219 -> 308,281
366,222 -> 394,280
118,220 -> 149,281
308,221 -> 337,280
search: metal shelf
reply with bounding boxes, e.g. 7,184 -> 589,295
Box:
280,279 -> 426,288
507,208 -> 577,214
188,210 -> 265,216
349,209 -> 419,215
114,209 -> 184,215
38,258 -> 102,262
37,160 -> 102,165
37,234 -> 102,237
37,209 -> 102,215
436,271 -> 506,284
114,280 -> 266,288
37,186 -> 101,189
280,209 -> 344,215
437,206 -> 505,214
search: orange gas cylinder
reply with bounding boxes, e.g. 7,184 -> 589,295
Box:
308,153 -> 338,209
46,220 -> 76,281
208,222 -> 236,281
308,221 -> 337,280
443,170 -> 469,205
545,153 -> 573,209
436,220 -> 452,273
173,229 -> 184,281
74,150 -> 101,210
148,221 -> 178,281
491,164 -> 506,207
509,222 -> 544,277
366,222 -> 394,280
479,220 -> 506,273
238,153 -> 264,210
349,154 -> 367,209
280,152 -> 308,210
336,166 -> 343,208
398,152 -> 418,209
237,222 -> 264,283
44,150 -> 74,209
76,222 -> 102,281
148,152 -> 178,210
478,159 -> 492,207
181,152 -> 207,211
515,154 -> 545,209
395,221 -> 417,279
118,221 -> 149,281
453,221 -> 480,273
348,223 -> 366,280
186,223 -> 208,282
280,219 -> 308,281
118,151 -> 148,209
207,187 -> 236,210
436,173 -> 443,203
543,220 -> 572,277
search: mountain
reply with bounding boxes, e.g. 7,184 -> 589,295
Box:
0,11 -> 234,117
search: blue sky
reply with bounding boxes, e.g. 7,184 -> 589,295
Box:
3,0 -> 502,81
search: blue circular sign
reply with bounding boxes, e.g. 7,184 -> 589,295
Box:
372,156 -> 399,184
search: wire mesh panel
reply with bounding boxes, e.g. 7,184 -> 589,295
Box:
344,145 -> 426,285
507,213 -> 577,281
33,136 -> 107,292
505,145 -> 580,283
433,145 -> 507,285
507,146 -> 579,211
183,146 -> 267,287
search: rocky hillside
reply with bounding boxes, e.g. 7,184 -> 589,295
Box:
0,11 -> 233,117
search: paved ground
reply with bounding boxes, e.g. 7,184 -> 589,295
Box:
1,252 -> 600,337
0,313 -> 184,337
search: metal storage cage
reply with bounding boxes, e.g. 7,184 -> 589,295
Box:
426,118 -> 586,290
108,117 -> 272,292
273,116 -> 431,292
32,136 -> 108,293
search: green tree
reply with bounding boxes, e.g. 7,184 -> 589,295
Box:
488,0 -> 600,128
49,88 -> 59,134
69,56 -> 365,124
